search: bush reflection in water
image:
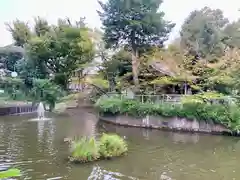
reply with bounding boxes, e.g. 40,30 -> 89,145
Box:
0,109 -> 240,179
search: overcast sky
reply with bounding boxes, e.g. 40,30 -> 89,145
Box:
0,0 -> 239,46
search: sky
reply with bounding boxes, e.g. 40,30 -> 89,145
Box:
0,0 -> 239,47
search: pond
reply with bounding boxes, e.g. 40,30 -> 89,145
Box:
0,108 -> 239,180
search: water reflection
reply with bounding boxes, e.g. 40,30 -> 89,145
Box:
37,120 -> 44,143
141,128 -> 149,140
0,110 -> 240,179
36,120 -> 57,163
170,132 -> 200,144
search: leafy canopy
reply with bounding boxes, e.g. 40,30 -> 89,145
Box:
98,0 -> 175,50
180,7 -> 229,60
6,17 -> 95,89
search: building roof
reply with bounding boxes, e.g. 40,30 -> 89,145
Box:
150,61 -> 175,77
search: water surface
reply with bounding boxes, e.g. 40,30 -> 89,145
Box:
0,108 -> 239,180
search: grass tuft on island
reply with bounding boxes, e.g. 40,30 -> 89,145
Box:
68,134 -> 128,163
99,133 -> 128,158
95,97 -> 240,131
69,137 -> 100,163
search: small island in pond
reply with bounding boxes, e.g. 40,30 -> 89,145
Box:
68,133 -> 128,163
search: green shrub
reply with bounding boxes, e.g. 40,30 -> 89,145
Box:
99,133 -> 128,158
95,97 -> 123,114
69,137 -> 100,163
95,97 -> 240,130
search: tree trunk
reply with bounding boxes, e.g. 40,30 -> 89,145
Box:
131,48 -> 139,89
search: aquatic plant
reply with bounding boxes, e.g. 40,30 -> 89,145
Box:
69,137 -> 100,163
99,133 -> 128,158
69,134 -> 128,163
0,168 -> 21,179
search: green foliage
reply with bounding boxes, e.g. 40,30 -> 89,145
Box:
34,16 -> 50,37
2,6 -> 240,99
99,133 -> 128,158
99,0 -> 175,86
69,137 -> 100,163
26,25 -> 94,88
90,77 -> 109,89
180,7 -> 228,60
0,168 -> 21,179
0,45 -> 24,72
6,20 -> 32,47
69,134 -> 128,163
96,97 -> 240,130
100,49 -> 132,90
29,79 -> 64,111
58,93 -> 80,103
181,92 -> 224,104
0,77 -> 64,110
5,17 -> 95,89
203,49 -> 240,94
150,77 -> 178,85
0,77 -> 25,100
99,0 -> 175,49
102,50 -> 132,76
223,19 -> 240,48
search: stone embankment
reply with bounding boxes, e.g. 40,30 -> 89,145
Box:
0,102 -> 37,116
99,114 -> 233,135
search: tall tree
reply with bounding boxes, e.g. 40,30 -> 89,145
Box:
0,45 -> 24,73
25,20 -> 95,89
6,20 -> 32,47
98,0 -> 175,87
180,7 -> 229,61
223,19 -> 240,49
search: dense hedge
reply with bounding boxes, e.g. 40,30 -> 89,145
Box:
95,97 -> 240,131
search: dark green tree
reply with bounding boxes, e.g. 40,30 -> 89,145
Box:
180,7 -> 229,61
223,19 -> 240,48
98,0 -> 175,87
0,45 -> 24,72
25,19 -> 95,89
100,49 -> 132,90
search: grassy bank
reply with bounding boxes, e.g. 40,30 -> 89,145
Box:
54,93 -> 81,113
95,97 -> 240,131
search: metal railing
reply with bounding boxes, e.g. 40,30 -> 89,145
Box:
105,93 -> 238,105
131,94 -> 184,103
105,93 -> 187,104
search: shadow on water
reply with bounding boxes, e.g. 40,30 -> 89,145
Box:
0,108 -> 240,179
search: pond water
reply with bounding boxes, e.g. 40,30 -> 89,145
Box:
0,108 -> 240,180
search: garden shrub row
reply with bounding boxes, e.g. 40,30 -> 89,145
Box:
95,97 -> 240,131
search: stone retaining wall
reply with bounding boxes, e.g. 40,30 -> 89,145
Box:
99,114 -> 233,135
0,105 -> 38,116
